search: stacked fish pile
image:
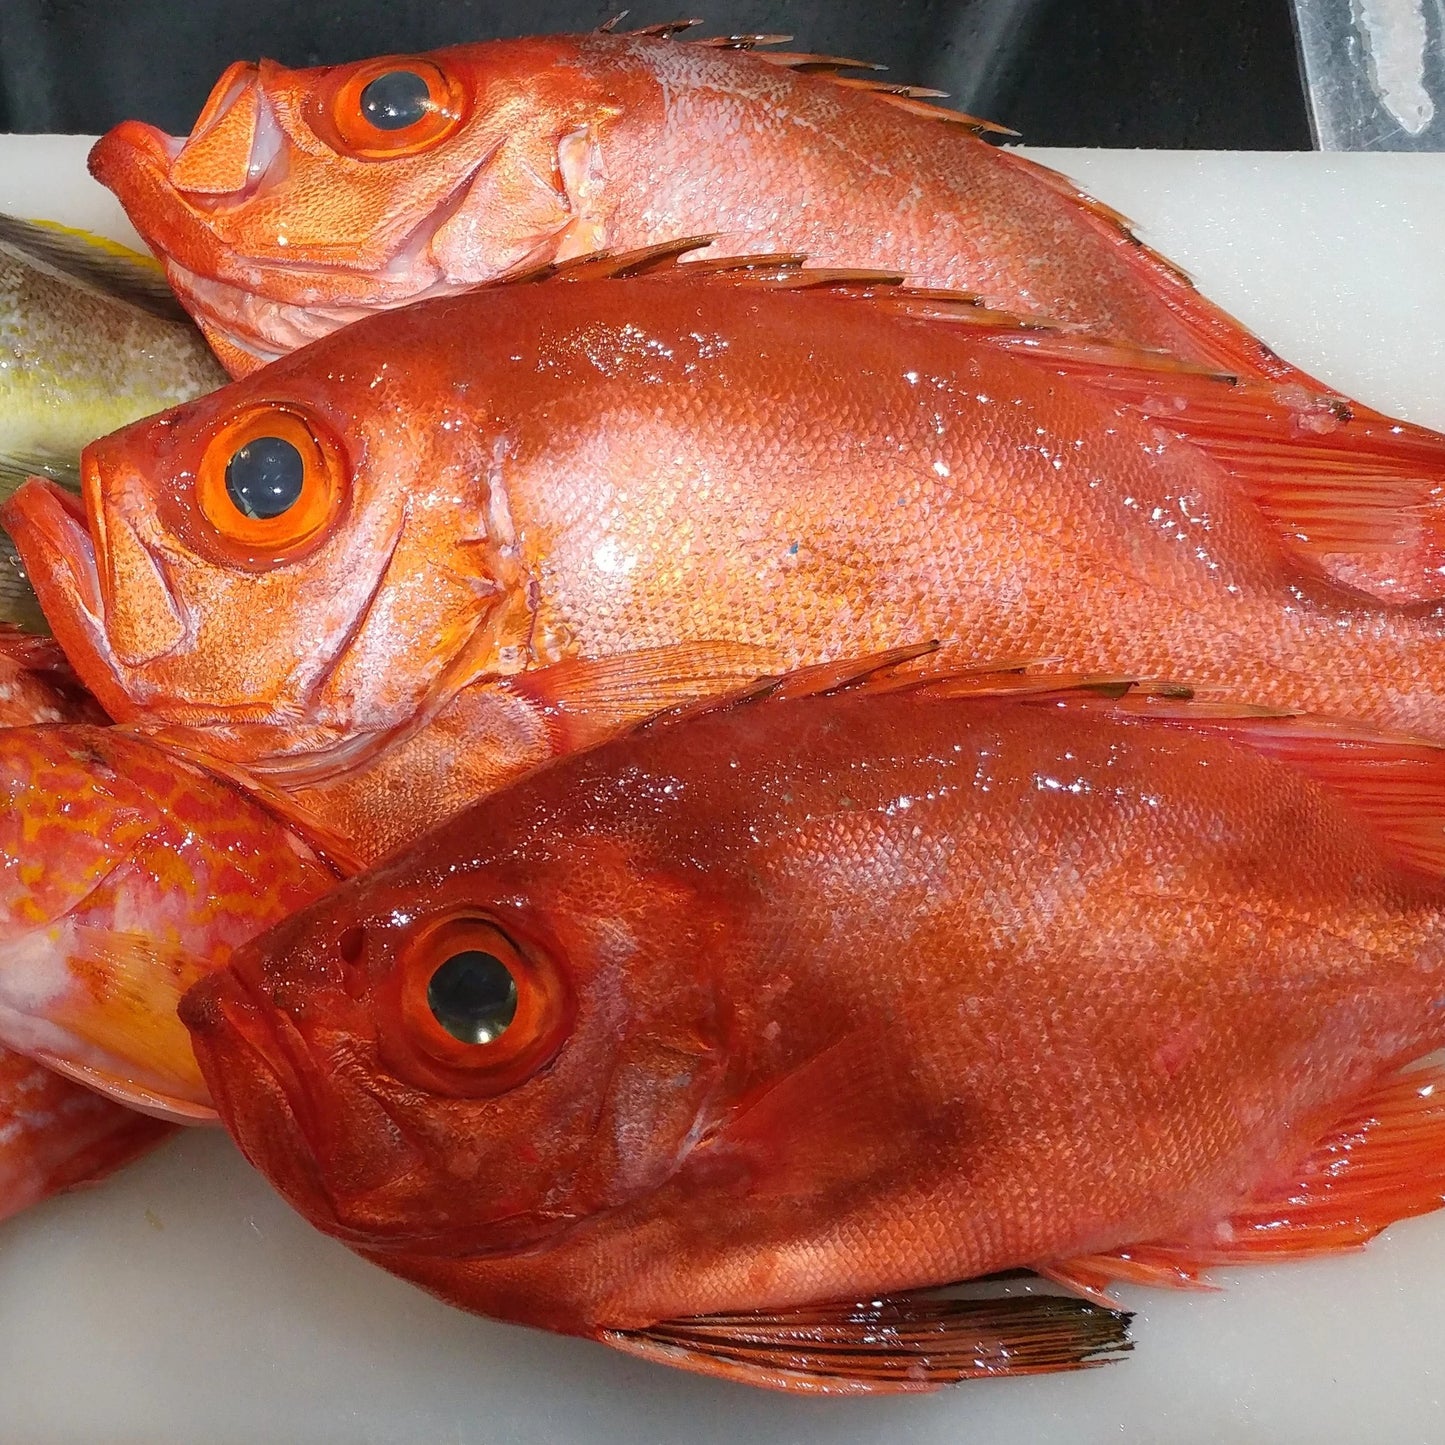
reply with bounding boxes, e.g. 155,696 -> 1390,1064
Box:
4,20 -> 1445,1396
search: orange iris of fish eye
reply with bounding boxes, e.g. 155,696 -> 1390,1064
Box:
197,406 -> 345,559
324,58 -> 465,158
384,913 -> 573,1097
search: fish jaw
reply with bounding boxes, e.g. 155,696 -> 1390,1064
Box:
181,965 -> 334,1214
182,958 -> 430,1242
1,477 -> 134,720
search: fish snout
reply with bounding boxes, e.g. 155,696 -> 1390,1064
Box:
0,476 -> 140,719
181,965 -> 338,1221
88,119 -> 182,193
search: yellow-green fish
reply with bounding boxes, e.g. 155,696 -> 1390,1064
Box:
0,215 -> 226,627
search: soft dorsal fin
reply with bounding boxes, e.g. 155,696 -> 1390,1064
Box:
687,30 -> 1018,135
983,327 -> 1445,604
601,1290 -> 1132,1394
0,214 -> 185,322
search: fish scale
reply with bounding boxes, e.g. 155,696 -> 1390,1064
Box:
181,665 -> 1445,1390
13,268 -> 1445,861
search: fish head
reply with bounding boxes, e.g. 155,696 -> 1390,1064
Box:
88,39 -> 618,375
1,310 -> 537,749
180,810 -> 735,1257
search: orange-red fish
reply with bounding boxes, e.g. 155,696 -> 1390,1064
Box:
90,26 -> 1445,609
181,658 -> 1445,1392
0,628 -> 169,1219
84,26 -> 1362,395
11,260 -> 1445,860
0,726 -> 344,1122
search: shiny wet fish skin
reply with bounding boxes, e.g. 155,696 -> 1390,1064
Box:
183,665 -> 1445,1389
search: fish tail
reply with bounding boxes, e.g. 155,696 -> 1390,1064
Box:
0,1050 -> 175,1224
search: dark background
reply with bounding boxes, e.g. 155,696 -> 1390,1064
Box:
0,0 -> 1311,147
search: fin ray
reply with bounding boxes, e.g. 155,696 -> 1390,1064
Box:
602,1291 -> 1132,1393
0,214 -> 184,321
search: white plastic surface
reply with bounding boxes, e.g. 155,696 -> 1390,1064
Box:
2,137 -> 1445,1442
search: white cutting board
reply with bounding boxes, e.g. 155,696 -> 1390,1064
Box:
2,136 -> 1445,1443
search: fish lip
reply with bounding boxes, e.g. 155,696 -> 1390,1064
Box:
182,962 -> 338,1222
88,121 -> 237,283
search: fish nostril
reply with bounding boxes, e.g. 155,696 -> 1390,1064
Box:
338,925 -> 366,966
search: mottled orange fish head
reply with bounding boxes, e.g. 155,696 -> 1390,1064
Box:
181,801 -> 733,1256
1,300 -> 535,746
88,38 -> 627,375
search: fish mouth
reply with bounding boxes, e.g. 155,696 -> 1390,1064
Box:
0,477 -> 135,719
180,962 -> 337,1226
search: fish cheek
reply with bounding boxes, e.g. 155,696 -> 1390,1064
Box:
563,1025 -> 729,1214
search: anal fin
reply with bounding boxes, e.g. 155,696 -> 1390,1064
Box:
601,1291 -> 1132,1394
1042,1060 -> 1445,1301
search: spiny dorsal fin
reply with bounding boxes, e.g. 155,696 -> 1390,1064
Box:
992,150 -> 1342,394
602,1291 -> 1132,1394
0,214 -> 185,322
605,16 -> 702,39
635,646 -> 1197,735
687,31 -> 1018,135
505,234 -> 909,292
634,643 -> 942,734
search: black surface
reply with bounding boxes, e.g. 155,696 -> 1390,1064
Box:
0,0 -> 1311,148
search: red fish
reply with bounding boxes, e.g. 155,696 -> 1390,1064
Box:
0,725 -> 345,1123
180,657 -> 1445,1392
85,25 -> 1361,394
0,628 -> 171,1218
89,26 -> 1445,610
11,259 -> 1445,861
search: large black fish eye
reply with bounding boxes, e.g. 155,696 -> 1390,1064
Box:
224,436 -> 305,519
359,70 -> 432,131
427,950 -> 518,1045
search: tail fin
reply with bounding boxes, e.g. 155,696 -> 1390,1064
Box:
0,1049 -> 174,1223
